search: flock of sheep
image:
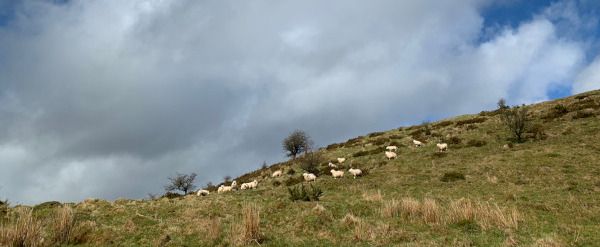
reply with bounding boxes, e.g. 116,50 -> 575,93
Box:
196,138 -> 449,197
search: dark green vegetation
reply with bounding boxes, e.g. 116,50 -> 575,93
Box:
2,90 -> 600,246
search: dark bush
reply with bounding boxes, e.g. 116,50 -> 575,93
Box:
389,134 -> 404,140
352,150 -> 369,157
465,124 -> 478,131
283,129 -> 312,159
288,184 -> 323,201
447,136 -> 462,145
455,117 -> 487,126
543,104 -> 569,120
0,199 -> 7,218
272,180 -> 282,187
574,95 -> 588,100
368,131 -> 385,137
326,143 -> 344,150
570,99 -> 599,111
422,122 -> 432,135
161,192 -> 184,199
434,121 -> 454,128
287,168 -> 296,175
441,172 -> 466,182
466,139 -> 487,147
371,138 -> 388,145
299,152 -> 323,176
344,137 -> 363,147
409,128 -> 424,136
572,110 -> 595,119
353,147 -> 385,157
388,141 -> 405,147
430,132 -> 442,137
527,123 -> 547,140
284,176 -> 304,186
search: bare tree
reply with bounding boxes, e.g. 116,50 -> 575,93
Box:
164,173 -> 197,195
282,129 -> 312,159
500,104 -> 529,143
497,98 -> 508,111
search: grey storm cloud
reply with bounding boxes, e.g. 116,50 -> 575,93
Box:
0,0 -> 597,204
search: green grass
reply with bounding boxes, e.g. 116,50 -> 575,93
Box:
3,90 -> 600,246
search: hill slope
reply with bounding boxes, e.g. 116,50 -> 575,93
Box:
2,90 -> 600,246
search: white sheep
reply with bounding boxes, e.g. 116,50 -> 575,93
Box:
413,139 -> 423,147
348,168 -> 363,179
196,189 -> 210,196
271,170 -> 283,177
330,169 -> 344,179
328,162 -> 338,168
385,151 -> 397,160
437,143 -> 448,152
218,181 -> 237,193
241,180 -> 259,190
303,172 -> 317,182
337,158 -> 346,164
386,145 -> 398,152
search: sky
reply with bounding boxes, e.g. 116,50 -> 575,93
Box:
0,0 -> 599,205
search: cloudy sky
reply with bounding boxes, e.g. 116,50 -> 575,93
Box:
0,0 -> 599,204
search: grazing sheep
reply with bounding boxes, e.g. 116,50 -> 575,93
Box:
328,162 -> 338,168
196,189 -> 210,196
337,158 -> 346,164
241,180 -> 259,190
218,181 -> 237,193
330,169 -> 344,179
348,168 -> 363,179
413,139 -> 423,147
385,151 -> 397,160
303,173 -> 317,182
386,145 -> 398,152
437,143 -> 448,152
271,170 -> 283,177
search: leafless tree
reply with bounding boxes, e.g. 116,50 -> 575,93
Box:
164,173 -> 197,195
500,104 -> 529,143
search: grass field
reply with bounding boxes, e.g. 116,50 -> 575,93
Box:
2,90 -> 600,246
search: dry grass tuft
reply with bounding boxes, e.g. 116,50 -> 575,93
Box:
362,190 -> 383,202
447,198 -> 520,230
0,208 -> 44,247
206,217 -> 221,243
341,213 -> 360,226
353,220 -> 374,241
231,203 -> 262,246
534,234 -> 566,247
421,198 -> 441,225
380,199 -> 401,218
400,197 -> 421,220
312,203 -> 326,214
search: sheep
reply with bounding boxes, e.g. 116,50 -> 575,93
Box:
337,157 -> 346,164
196,189 -> 210,196
385,151 -> 397,160
241,180 -> 259,190
218,181 -> 237,193
271,170 -> 283,178
386,145 -> 398,152
413,139 -> 423,147
330,169 -> 344,179
437,143 -> 448,152
303,172 -> 317,182
328,162 -> 338,168
348,168 -> 363,179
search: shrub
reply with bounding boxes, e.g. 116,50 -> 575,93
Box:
570,98 -> 599,111
466,139 -> 487,147
465,124 -> 478,131
527,123 -> 546,140
368,131 -> 385,137
284,176 -> 304,186
543,104 -> 569,120
161,192 -> 184,199
344,137 -> 363,147
51,206 -> 89,245
286,168 -> 296,175
500,105 -> 529,143
33,201 -> 62,211
388,134 -> 404,140
299,152 -> 323,176
272,180 -> 282,187
572,109 -> 595,119
326,143 -> 343,150
455,117 -> 487,126
370,138 -> 388,145
447,136 -> 462,145
288,184 -> 323,201
0,200 -> 7,219
441,172 -> 466,182
434,121 -> 454,128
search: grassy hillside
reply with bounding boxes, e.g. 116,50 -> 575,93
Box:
2,90 -> 600,246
